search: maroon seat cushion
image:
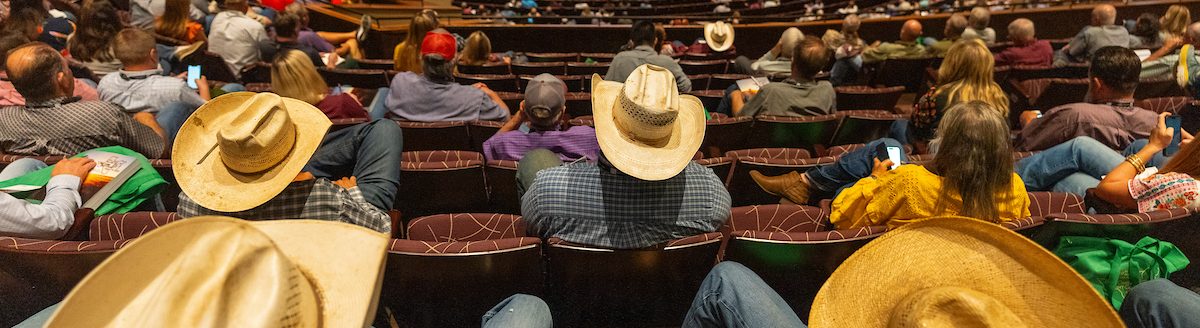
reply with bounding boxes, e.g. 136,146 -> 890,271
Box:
726,204 -> 827,233
406,213 -> 527,242
89,212 -> 181,241
388,237 -> 540,254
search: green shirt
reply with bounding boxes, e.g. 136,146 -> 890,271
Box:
863,41 -> 927,63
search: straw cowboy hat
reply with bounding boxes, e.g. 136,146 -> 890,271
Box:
810,217 -> 1123,328
45,216 -> 389,327
173,92 -> 332,212
591,65 -> 706,181
704,21 -> 735,52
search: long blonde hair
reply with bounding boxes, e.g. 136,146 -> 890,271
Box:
393,13 -> 439,72
930,101 -> 1015,222
155,0 -> 192,41
459,31 -> 492,66
271,50 -> 329,105
1161,5 -> 1190,38
1161,128 -> 1200,177
936,39 -> 1009,117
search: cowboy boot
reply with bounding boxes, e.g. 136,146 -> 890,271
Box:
750,170 -> 811,205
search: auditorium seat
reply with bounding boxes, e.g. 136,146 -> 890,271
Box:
709,73 -> 752,91
744,114 -> 841,155
496,91 -> 524,111
696,155 -> 734,183
406,213 -> 527,241
565,92 -> 592,117
830,111 -> 904,147
699,115 -> 753,158
679,59 -> 729,75
89,211 -> 182,241
454,73 -> 520,92
397,151 -> 489,218
469,120 -> 504,154
544,233 -> 722,327
318,68 -> 392,89
148,158 -> 179,211
239,62 -> 272,84
526,52 -> 579,63
1134,77 -> 1188,100
457,63 -> 512,75
724,150 -> 833,206
835,85 -> 905,112
579,52 -> 615,62
356,58 -> 396,70
395,121 -> 473,151
566,61 -> 610,76
511,61 -> 567,76
484,160 -> 521,214
1136,96 -> 1192,114
870,57 -> 933,92
518,74 -> 586,92
1017,78 -> 1089,110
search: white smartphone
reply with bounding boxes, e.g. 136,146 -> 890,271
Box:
886,146 -> 903,169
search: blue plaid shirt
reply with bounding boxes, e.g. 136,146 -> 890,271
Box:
521,161 -> 731,249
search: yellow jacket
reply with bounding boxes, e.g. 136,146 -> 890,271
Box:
830,165 -> 1031,230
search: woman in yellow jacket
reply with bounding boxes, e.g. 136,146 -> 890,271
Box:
752,101 -> 1030,229
393,12 -> 439,72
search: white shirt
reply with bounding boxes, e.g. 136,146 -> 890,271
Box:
208,10 -> 271,75
0,176 -> 80,239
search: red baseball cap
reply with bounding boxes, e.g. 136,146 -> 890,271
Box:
420,32 -> 456,60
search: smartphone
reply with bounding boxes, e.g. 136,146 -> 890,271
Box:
876,143 -> 904,170
1164,116 -> 1182,157
186,65 -> 201,89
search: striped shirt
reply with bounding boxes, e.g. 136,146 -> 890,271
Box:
0,97 -> 165,158
521,161 -> 731,249
177,178 -> 392,234
97,69 -> 206,113
482,125 -> 600,161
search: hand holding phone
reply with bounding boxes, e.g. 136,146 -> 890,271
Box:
876,143 -> 904,170
186,65 -> 201,89
1164,115 -> 1182,156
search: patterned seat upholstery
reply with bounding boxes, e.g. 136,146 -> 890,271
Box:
544,233 -> 722,327
725,204 -> 828,234
834,85 -> 905,111
1027,191 -> 1086,218
745,114 -> 841,155
0,236 -> 133,325
724,153 -> 834,206
406,213 -> 527,242
695,156 -> 734,183
1136,96 -> 1192,114
394,120 -> 473,151
700,116 -> 753,158
382,237 -> 543,328
398,151 -> 489,219
88,212 -> 182,241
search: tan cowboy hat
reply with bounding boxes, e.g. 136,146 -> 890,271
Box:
810,217 -> 1122,328
591,65 -> 705,181
704,21 -> 735,52
173,92 -> 332,212
45,216 -> 389,327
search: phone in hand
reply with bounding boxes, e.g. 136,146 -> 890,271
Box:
186,65 -> 201,89
876,143 -> 904,170
1164,115 -> 1182,157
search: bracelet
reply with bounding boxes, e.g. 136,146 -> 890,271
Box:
1125,154 -> 1146,174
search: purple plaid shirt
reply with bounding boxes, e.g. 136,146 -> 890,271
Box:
482,126 -> 600,161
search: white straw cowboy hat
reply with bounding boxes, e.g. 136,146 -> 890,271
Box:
591,65 -> 706,181
173,92 -> 332,212
704,21 -> 735,52
45,216 -> 389,327
810,217 -> 1122,328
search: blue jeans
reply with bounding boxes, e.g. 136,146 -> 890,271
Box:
1119,279 -> 1200,328
682,262 -> 806,328
303,119 -> 404,211
0,158 -> 47,182
155,102 -> 200,147
13,303 -> 57,328
829,56 -> 862,86
805,138 -> 903,199
481,294 -> 553,328
1015,137 -> 1168,196
369,87 -> 390,120
714,84 -> 739,117
516,149 -> 564,199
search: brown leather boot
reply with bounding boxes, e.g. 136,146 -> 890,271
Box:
749,170 -> 811,205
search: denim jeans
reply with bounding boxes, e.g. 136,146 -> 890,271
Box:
714,84 -> 739,117
682,262 -> 807,328
156,44 -> 181,75
805,138 -> 903,199
481,294 -> 553,328
829,56 -> 862,86
0,158 -> 47,182
303,119 -> 404,211
369,87 -> 391,120
516,148 -> 564,199
1014,136 -> 1163,196
1119,279 -> 1200,328
155,102 -> 201,147
13,302 -> 58,328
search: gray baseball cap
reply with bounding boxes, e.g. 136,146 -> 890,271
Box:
524,74 -> 567,127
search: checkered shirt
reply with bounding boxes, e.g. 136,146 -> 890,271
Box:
0,97 -> 165,158
177,179 -> 392,234
521,161 -> 731,249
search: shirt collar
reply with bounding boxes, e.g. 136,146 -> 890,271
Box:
117,68 -> 163,80
26,96 -> 81,108
633,45 -> 657,53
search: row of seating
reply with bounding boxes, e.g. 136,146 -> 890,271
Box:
3,197 -> 1196,327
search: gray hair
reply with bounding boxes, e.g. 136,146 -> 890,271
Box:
1008,18 -> 1035,41
968,7 -> 990,30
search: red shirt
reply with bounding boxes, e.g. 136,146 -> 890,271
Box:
994,39 -> 1053,67
315,93 -> 368,120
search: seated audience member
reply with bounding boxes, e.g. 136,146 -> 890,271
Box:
208,0 -> 272,75
605,20 -> 691,92
522,65 -> 730,248
0,43 -> 165,158
131,0 -> 204,30
862,19 -> 927,63
823,14 -> 865,86
271,49 -> 368,120
1018,46 -> 1156,151
482,74 -> 599,161
732,36 -> 835,117
154,0 -> 206,44
752,101 -> 1029,230
0,33 -> 99,106
67,0 -> 123,77
458,30 -> 508,66
1129,13 -> 1163,49
98,29 -> 211,145
0,157 -> 94,239
1141,22 -> 1200,80
961,6 -> 996,45
1056,4 -> 1134,66
7,0 -> 74,51
1121,279 -> 1200,328
262,13 -> 335,69
908,40 -> 1008,147
1158,5 -> 1190,43
384,31 -> 509,121
928,13 -> 967,58
697,21 -> 735,56
176,93 -> 401,234
994,18 -> 1053,67
284,3 -> 370,61
393,11 -> 439,72
733,27 -> 802,76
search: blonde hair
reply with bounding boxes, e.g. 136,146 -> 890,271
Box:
393,13 -> 439,72
459,31 -> 492,66
271,50 -> 329,105
1161,128 -> 1200,178
1161,5 -> 1191,39
935,39 -> 1009,117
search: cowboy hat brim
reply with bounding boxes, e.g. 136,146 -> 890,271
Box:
591,74 -> 705,181
172,92 -> 332,212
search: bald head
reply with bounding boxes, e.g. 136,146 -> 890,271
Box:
900,19 -> 923,42
1008,18 -> 1035,43
944,14 -> 967,39
779,27 -> 804,58
1092,4 -> 1117,26
1188,22 -> 1200,44
7,43 -> 71,102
